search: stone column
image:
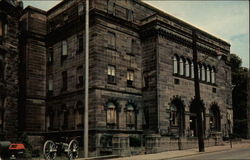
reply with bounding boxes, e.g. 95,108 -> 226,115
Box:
112,134 -> 130,157
145,134 -> 161,154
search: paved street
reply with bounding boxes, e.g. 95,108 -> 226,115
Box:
172,147 -> 250,160
109,142 -> 250,160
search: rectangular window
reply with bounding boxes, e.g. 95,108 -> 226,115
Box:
108,65 -> 116,84
127,70 -> 134,87
62,40 -> 68,56
131,39 -> 136,54
78,34 -> 84,52
62,71 -> 67,91
107,0 -> 115,15
48,79 -> 53,91
77,66 -> 83,88
78,3 -> 84,16
48,47 -> 53,64
108,32 -> 116,49
127,10 -> 134,22
3,24 -> 7,36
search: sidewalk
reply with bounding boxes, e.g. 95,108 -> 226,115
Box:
106,142 -> 250,160
35,141 -> 250,160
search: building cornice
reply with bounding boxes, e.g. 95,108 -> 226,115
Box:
137,1 -> 230,46
140,20 -> 229,57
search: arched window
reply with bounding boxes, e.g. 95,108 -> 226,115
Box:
191,61 -> 194,78
173,55 -> 178,74
106,102 -> 117,125
198,64 -> 202,80
211,67 -> 215,84
210,105 -> 221,131
206,66 -> 211,83
169,98 -> 185,136
185,59 -> 190,77
201,65 -> 206,81
179,58 -> 184,75
170,105 -> 178,126
75,101 -> 84,129
189,100 -> 206,137
126,104 -> 135,127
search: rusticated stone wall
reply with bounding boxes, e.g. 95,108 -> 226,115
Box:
0,0 -> 22,140
19,6 -> 47,132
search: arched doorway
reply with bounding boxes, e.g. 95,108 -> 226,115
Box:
189,100 -> 205,137
210,104 -> 221,132
169,98 -> 185,137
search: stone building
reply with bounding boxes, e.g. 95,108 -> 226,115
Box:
0,0 -> 22,140
1,0 -> 233,157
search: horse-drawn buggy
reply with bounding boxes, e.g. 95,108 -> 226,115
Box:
43,134 -> 80,160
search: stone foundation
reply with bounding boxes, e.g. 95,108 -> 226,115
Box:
145,134 -> 217,154
112,134 -> 131,157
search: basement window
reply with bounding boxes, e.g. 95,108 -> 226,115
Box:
212,88 -> 216,93
174,78 -> 180,85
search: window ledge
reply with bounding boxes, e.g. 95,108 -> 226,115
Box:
106,46 -> 116,51
173,74 -> 217,86
126,52 -> 135,56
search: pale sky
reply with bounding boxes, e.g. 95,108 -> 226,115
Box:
23,0 -> 249,67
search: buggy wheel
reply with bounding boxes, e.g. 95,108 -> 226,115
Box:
67,140 -> 79,160
43,140 -> 57,160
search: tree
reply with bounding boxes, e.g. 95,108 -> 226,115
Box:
230,54 -> 248,138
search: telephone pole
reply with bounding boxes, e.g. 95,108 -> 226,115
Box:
84,0 -> 89,158
192,29 -> 205,152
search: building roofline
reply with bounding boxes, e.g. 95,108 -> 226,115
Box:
47,0 -> 69,15
139,0 -> 230,46
32,0 -> 230,46
23,5 -> 46,15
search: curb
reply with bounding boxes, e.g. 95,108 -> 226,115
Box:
160,144 -> 250,160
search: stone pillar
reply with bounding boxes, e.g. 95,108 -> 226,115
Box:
185,113 -> 190,136
112,134 -> 130,157
145,134 -> 161,154
205,114 -> 210,138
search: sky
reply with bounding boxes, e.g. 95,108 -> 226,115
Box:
23,0 -> 249,68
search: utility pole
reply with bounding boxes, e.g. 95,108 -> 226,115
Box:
192,29 -> 205,152
84,0 -> 89,158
